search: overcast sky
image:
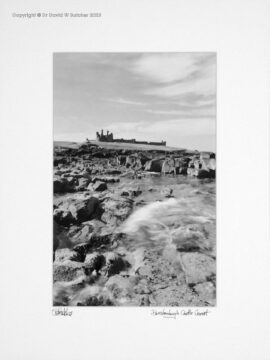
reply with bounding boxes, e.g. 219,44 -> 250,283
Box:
54,53 -> 216,151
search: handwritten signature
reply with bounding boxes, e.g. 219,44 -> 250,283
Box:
52,308 -> 73,316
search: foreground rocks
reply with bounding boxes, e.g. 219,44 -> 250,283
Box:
53,143 -> 216,306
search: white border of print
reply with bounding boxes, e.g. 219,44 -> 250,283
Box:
0,0 -> 269,359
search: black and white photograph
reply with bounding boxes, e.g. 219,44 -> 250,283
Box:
53,52 -> 216,306
1,0 -> 270,359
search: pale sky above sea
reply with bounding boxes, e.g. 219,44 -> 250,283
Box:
54,53 -> 216,151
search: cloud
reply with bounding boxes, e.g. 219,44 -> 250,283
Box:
132,53 -> 199,83
106,97 -> 145,106
131,53 -> 216,102
143,118 -> 214,134
146,107 -> 215,119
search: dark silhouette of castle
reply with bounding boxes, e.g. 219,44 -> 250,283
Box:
96,129 -> 113,142
96,129 -> 166,146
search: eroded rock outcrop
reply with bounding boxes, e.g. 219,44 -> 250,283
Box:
53,144 -> 216,306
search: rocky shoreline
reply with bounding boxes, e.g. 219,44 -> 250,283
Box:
53,143 -> 216,306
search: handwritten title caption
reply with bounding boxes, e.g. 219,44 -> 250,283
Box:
151,308 -> 211,319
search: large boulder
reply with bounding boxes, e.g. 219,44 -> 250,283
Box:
101,196 -> 133,225
103,252 -> 129,276
89,227 -> 115,248
69,224 -> 93,245
144,159 -> 163,172
69,222 -> 116,252
54,208 -> 75,226
54,176 -> 76,194
181,252 -> 216,285
68,196 -> 102,223
54,248 -> 83,263
196,169 -> 211,179
84,253 -> 106,273
53,260 -> 85,282
53,178 -> 67,193
54,157 -> 67,166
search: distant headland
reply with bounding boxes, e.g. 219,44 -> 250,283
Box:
95,129 -> 166,146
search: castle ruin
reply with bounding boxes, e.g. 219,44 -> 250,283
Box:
96,129 -> 166,146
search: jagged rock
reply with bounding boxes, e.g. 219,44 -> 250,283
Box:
144,159 -> 163,172
105,275 -> 138,300
72,242 -> 92,259
92,176 -> 120,183
179,167 -> 188,175
84,219 -> 107,231
101,196 -> 133,224
71,285 -> 114,306
70,223 -> 115,251
197,170 -> 212,179
134,282 -> 151,295
76,295 -> 114,306
194,282 -> 216,305
55,248 -> 83,262
53,178 -> 72,193
76,177 -> 92,191
121,187 -> 142,197
54,208 -> 75,226
84,253 -> 106,274
139,295 -> 151,306
181,252 -> 215,285
79,171 -> 92,179
71,224 -> 93,244
53,283 -> 71,306
88,181 -> 107,192
103,252 -> 129,276
104,169 -> 122,175
68,196 -> 102,223
53,260 -> 85,282
65,176 -> 77,186
90,228 -> 114,248
54,169 -> 69,176
121,191 -> 130,196
54,157 -> 67,166
136,265 -> 153,278
53,220 -> 62,259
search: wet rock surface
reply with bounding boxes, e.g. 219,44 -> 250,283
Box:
53,143 -> 216,306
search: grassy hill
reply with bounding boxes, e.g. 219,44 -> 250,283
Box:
54,140 -> 186,152
54,141 -> 82,149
